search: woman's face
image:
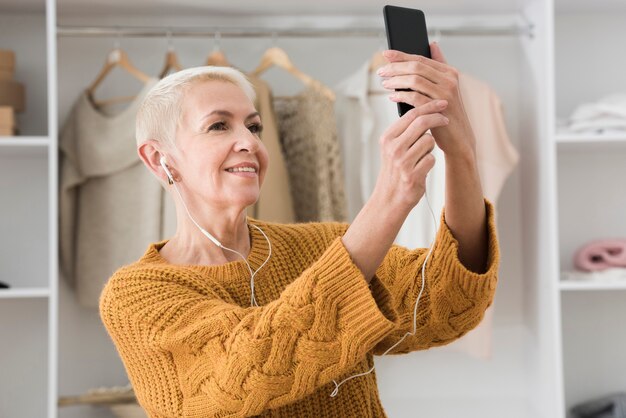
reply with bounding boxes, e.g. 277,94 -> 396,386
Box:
172,80 -> 269,212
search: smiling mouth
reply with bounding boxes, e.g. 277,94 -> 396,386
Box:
225,167 -> 257,173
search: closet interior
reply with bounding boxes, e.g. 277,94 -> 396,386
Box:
0,0 -> 625,416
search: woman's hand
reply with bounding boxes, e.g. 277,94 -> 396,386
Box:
371,100 -> 450,213
377,42 -> 476,160
342,99 -> 448,282
379,42 -> 490,273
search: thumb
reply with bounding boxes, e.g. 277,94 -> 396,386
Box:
429,42 -> 447,64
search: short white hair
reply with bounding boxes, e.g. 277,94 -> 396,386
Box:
136,66 -> 256,150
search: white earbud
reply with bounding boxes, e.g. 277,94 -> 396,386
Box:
160,155 -> 175,185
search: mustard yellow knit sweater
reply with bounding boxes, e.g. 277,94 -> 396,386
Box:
99,198 -> 500,418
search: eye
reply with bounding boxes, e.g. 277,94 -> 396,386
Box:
248,123 -> 263,135
207,121 -> 228,132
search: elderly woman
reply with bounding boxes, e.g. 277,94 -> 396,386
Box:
100,42 -> 500,418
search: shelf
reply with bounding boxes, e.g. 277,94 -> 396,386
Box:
555,133 -> 626,152
560,280 -> 626,291
556,133 -> 626,143
0,136 -> 49,157
0,136 -> 49,145
0,287 -> 50,298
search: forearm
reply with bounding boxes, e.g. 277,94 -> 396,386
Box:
444,148 -> 489,273
342,194 -> 409,283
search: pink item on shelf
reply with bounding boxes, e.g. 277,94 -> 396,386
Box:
574,239 -> 626,271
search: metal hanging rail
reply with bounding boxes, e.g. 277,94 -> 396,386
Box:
57,24 -> 534,39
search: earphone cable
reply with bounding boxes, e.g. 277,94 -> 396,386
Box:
330,186 -> 438,397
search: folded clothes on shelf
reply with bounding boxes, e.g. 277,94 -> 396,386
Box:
570,392 -> 626,418
560,93 -> 626,135
574,239 -> 626,272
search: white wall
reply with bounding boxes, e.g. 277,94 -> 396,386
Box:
56,13 -> 527,418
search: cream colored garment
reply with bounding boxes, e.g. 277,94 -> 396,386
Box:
459,72 -> 519,203
247,74 -> 295,223
445,73 -> 519,359
335,63 -> 518,359
273,85 -> 348,222
59,80 -> 162,308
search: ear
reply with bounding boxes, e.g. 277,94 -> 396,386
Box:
138,140 -> 179,185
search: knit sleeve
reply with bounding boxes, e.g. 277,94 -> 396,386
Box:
99,237 -> 398,418
369,197 -> 500,356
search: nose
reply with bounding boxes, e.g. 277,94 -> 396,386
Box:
234,126 -> 260,153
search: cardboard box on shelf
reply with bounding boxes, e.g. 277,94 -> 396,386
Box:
0,80 -> 25,112
0,106 -> 16,136
0,106 -> 14,126
0,50 -> 15,81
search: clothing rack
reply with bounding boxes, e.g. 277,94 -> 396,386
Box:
57,24 -> 534,39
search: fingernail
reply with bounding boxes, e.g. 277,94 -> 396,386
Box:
444,117 -> 450,124
381,79 -> 389,87
377,67 -> 387,76
389,94 -> 399,102
437,100 -> 447,107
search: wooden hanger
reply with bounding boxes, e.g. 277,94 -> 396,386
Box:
252,46 -> 335,101
86,47 -> 151,108
205,32 -> 232,67
159,30 -> 183,78
205,49 -> 231,67
159,49 -> 183,78
368,50 -> 388,72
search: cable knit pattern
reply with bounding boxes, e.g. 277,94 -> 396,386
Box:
99,198 -> 499,418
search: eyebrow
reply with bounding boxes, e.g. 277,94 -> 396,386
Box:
200,110 -> 261,122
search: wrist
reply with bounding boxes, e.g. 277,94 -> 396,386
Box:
444,145 -> 477,167
368,187 -> 412,220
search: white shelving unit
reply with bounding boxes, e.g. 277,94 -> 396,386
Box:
1,0 -> 624,416
554,1 -> 626,414
0,0 -> 57,417
560,281 -> 626,292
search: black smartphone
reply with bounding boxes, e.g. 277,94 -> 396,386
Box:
383,5 -> 431,117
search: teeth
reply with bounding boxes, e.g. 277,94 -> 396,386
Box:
227,167 -> 257,173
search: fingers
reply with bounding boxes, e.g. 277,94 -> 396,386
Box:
382,49 -> 449,72
429,42 -> 448,64
383,74 -> 439,100
404,132 -> 436,170
396,133 -> 436,187
397,112 -> 449,152
412,150 -> 436,180
390,91 -> 447,110
379,59 -> 441,85
380,100 -> 447,140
